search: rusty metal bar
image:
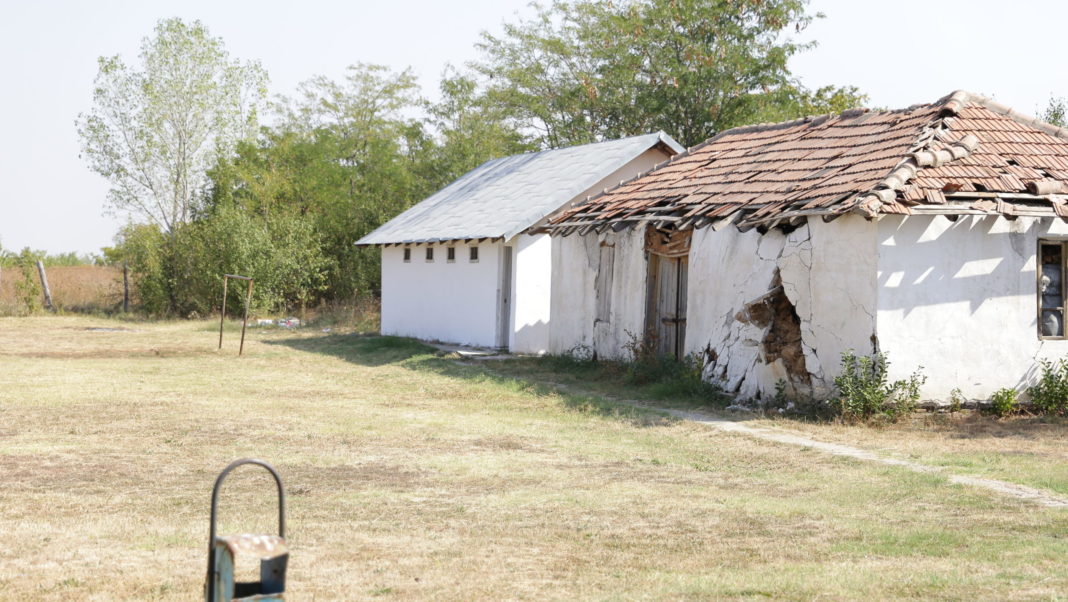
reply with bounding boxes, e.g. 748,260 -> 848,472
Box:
218,277 -> 229,350
239,279 -> 253,356
206,458 -> 286,602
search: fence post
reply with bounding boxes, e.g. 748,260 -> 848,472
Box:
122,262 -> 130,313
36,261 -> 53,311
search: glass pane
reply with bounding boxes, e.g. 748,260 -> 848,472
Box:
1040,244 -> 1063,309
1043,309 -> 1064,337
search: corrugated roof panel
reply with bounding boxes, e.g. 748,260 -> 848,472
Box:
356,132 -> 682,245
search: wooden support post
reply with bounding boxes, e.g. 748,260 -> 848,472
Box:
218,277 -> 229,350
239,279 -> 253,356
122,262 -> 130,313
36,260 -> 53,311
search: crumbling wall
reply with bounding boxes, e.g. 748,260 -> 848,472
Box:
687,215 -> 878,400
548,228 -> 646,357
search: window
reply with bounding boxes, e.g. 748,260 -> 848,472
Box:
403,248 -> 411,262
447,246 -> 456,262
1040,240 -> 1066,338
426,247 -> 434,262
469,246 -> 479,262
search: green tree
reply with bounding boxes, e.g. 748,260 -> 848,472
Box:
425,68 -> 536,185
1041,96 -> 1067,128
474,0 -> 865,147
77,18 -> 268,232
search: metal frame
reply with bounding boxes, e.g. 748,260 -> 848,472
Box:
206,458 -> 286,602
219,274 -> 254,355
1038,239 -> 1068,340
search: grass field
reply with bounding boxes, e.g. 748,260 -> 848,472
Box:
1,316 -> 1067,600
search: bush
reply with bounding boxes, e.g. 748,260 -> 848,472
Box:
831,351 -> 925,423
987,387 -> 1019,417
114,208 -> 333,317
1028,358 -> 1068,416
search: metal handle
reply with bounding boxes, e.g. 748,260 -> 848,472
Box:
206,458 -> 285,601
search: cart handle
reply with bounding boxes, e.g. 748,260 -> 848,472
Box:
206,458 -> 286,601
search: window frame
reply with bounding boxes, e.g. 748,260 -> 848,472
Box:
425,246 -> 434,262
447,246 -> 456,262
1038,238 -> 1068,340
403,247 -> 411,263
469,246 -> 479,263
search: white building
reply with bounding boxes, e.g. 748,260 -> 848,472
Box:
545,91 -> 1068,402
356,133 -> 683,353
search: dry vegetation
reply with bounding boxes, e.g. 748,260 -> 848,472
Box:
0,266 -> 124,314
1,316 -> 1067,600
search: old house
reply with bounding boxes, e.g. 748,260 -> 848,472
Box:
545,91 -> 1068,401
357,132 -> 682,353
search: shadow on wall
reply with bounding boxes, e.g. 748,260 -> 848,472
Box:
263,333 -> 674,428
877,216 -> 1040,317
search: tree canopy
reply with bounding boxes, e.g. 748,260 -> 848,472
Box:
473,0 -> 865,148
77,18 -> 268,232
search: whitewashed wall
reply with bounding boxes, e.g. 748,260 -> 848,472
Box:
380,242 -> 502,347
550,216 -> 878,400
549,228 -> 647,358
510,233 -> 551,354
684,216 -> 877,400
877,215 -> 1068,400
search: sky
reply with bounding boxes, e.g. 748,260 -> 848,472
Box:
1,0 -> 1066,255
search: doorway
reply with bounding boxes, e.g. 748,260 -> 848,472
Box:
496,245 -> 513,349
645,253 -> 688,359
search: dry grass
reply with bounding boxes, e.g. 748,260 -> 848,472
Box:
0,266 -> 124,314
1,316 -> 1067,600
751,411 -> 1068,497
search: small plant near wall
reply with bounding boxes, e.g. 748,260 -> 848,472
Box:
948,388 -> 965,413
1028,358 -> 1068,416
986,388 -> 1019,418
831,351 -> 926,423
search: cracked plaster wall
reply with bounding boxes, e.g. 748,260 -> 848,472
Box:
877,214 -> 1068,400
549,228 -> 647,357
685,215 -> 877,400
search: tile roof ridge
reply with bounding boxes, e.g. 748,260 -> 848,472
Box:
937,90 -> 1068,141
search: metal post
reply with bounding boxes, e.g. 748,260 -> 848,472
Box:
218,277 -> 229,350
239,279 -> 253,356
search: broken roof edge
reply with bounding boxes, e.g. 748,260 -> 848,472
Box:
937,90 -> 1068,141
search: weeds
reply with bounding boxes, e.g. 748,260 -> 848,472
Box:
831,351 -> 925,423
986,388 -> 1019,418
1028,358 -> 1068,416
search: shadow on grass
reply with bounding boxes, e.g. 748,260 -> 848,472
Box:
264,333 -> 680,427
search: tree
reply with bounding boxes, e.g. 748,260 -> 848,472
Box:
1041,96 -> 1067,128
425,68 -> 536,185
77,18 -> 268,232
473,0 -> 865,148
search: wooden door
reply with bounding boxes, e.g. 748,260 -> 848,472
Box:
646,254 -> 688,359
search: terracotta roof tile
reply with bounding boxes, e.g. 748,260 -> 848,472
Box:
546,91 -> 1068,233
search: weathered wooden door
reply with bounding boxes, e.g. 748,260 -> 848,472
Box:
496,245 -> 514,349
646,254 -> 688,359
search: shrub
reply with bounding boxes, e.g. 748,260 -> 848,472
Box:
1028,358 -> 1068,416
987,387 -> 1019,417
831,351 -> 926,423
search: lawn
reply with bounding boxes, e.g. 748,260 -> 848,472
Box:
1,316 -> 1066,600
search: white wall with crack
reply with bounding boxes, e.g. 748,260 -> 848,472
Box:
685,216 -> 877,401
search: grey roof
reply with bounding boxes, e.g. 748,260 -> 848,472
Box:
356,132 -> 683,245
